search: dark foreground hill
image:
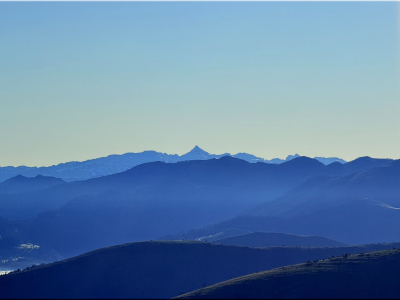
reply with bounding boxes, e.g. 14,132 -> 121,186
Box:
2,241 -> 400,299
176,249 -> 400,299
213,232 -> 348,247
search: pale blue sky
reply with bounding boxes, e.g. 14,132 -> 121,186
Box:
1,2 -> 399,167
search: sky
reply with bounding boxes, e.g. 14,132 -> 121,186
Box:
1,2 -> 399,167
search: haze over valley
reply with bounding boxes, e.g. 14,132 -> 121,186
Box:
1,150 -> 400,265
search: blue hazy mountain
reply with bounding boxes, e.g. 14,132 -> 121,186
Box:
0,155 -> 396,257
0,151 -> 180,182
269,153 -> 346,165
18,156 -> 333,257
269,153 -> 301,164
0,146 -> 349,182
0,175 -> 65,194
314,156 -> 347,165
178,145 -> 226,161
254,158 -> 400,218
0,156 -> 328,220
167,199 -> 400,246
0,146 -> 267,182
167,158 -> 400,245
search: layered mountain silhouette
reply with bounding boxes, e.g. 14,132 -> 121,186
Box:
0,146 -> 348,182
169,199 -> 400,246
253,159 -> 400,218
1,240 -> 400,299
171,205 -> 400,246
176,249 -> 400,299
0,155 -> 331,221
164,157 -> 400,245
0,155 -> 397,257
0,146 -> 266,182
18,156 -> 333,256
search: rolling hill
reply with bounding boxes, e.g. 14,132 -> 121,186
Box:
213,232 -> 348,248
1,241 -> 400,298
176,248 -> 400,299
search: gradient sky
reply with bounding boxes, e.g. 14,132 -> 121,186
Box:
1,2 -> 399,167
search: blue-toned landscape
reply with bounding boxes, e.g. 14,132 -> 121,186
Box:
1,1 -> 400,299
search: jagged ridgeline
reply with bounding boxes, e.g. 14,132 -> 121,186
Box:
0,146 -> 347,182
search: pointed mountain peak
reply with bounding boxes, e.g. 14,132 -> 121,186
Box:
188,146 -> 208,154
180,146 -> 212,160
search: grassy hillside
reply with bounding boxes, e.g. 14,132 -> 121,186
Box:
2,241 -> 400,298
176,249 -> 400,299
213,232 -> 348,247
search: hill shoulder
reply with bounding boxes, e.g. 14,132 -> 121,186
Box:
213,232 -> 348,247
176,248 -> 400,299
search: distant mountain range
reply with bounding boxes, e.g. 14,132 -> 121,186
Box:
0,146 -> 347,182
10,156 -> 337,257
